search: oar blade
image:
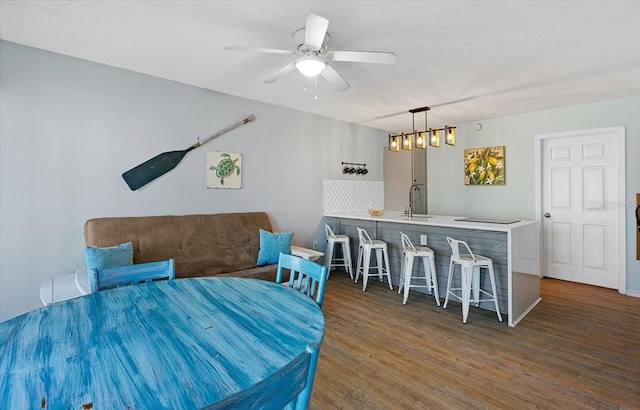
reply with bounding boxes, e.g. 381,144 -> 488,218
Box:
122,150 -> 188,191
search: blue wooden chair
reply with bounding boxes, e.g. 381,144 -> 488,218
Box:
88,259 -> 175,293
203,343 -> 320,410
276,253 -> 329,307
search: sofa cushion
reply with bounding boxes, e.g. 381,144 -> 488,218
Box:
84,242 -> 133,271
257,229 -> 293,266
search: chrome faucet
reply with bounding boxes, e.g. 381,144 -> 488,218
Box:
408,183 -> 423,218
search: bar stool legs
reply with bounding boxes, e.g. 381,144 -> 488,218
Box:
355,227 -> 393,292
324,224 -> 353,279
444,237 -> 502,324
398,232 -> 440,306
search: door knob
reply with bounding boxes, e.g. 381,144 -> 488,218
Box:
544,213 -> 551,218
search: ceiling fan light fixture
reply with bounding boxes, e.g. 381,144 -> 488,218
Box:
296,57 -> 326,77
226,14 -> 396,91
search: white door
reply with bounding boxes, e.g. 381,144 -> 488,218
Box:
541,128 -> 624,289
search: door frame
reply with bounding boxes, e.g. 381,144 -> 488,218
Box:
534,126 -> 626,293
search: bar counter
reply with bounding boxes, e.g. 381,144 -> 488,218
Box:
324,211 -> 541,327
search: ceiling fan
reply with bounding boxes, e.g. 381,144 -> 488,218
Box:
225,14 -> 396,91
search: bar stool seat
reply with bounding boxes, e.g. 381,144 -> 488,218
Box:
355,227 -> 393,292
398,232 -> 440,306
443,236 -> 502,324
324,223 -> 353,279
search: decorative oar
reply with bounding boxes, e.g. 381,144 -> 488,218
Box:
122,114 -> 255,191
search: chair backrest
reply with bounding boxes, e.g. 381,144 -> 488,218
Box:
400,232 -> 418,252
203,343 -> 319,410
446,237 -> 476,262
324,223 -> 336,238
88,259 -> 176,293
276,253 -> 329,307
356,227 -> 373,244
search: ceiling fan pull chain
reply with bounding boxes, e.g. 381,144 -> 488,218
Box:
314,76 -> 318,100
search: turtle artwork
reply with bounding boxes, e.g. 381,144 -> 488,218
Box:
207,151 -> 242,189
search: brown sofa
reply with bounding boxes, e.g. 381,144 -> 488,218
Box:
84,212 -> 278,280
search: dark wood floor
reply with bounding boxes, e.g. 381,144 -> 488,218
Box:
310,272 -> 640,409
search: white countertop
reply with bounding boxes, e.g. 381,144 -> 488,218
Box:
325,211 -> 536,232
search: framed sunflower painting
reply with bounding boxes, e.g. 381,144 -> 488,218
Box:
464,146 -> 505,185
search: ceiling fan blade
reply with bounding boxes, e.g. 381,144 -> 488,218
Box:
305,14 -> 329,50
320,65 -> 350,91
329,51 -> 397,65
262,62 -> 297,83
224,45 -> 294,55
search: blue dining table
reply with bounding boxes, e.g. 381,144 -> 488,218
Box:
0,277 -> 325,409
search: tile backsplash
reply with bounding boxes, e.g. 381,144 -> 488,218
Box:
323,179 -> 384,213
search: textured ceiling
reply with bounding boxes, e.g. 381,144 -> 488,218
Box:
1,1 -> 639,132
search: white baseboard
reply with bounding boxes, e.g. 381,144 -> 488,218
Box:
625,289 -> 640,298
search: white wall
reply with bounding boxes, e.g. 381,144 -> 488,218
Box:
427,95 -> 640,292
0,41 -> 387,321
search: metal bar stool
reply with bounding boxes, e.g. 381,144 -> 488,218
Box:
355,227 -> 393,292
443,237 -> 502,324
398,232 -> 440,306
324,223 -> 353,279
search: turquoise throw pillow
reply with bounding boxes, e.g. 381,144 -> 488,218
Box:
257,229 -> 293,266
85,242 -> 134,271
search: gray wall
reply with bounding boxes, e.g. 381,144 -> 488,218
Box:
0,41 -> 387,321
427,95 -> 640,292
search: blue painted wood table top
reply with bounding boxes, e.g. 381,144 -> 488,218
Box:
0,277 -> 325,409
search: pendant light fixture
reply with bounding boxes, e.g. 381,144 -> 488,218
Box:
415,131 -> 427,149
429,128 -> 440,147
388,106 -> 456,151
445,126 -> 456,145
401,132 -> 412,151
388,134 -> 400,152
